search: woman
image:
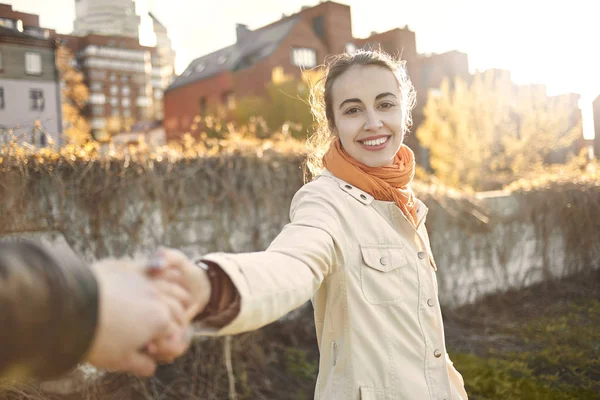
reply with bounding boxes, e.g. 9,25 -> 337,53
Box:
156,50 -> 469,400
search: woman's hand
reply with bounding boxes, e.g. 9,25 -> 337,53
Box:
144,247 -> 212,361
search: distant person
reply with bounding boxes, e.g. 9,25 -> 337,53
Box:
111,50 -> 469,400
0,240 -> 191,381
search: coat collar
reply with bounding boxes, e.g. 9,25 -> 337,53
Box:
319,169 -> 428,226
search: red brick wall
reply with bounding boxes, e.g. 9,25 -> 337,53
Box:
165,18 -> 333,139
297,1 -> 353,54
262,19 -> 329,80
261,1 -> 353,54
0,4 -> 40,27
232,3 -> 350,98
163,71 -> 233,139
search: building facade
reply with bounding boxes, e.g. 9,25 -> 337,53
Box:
73,0 -> 140,39
0,4 -> 61,146
59,33 -> 156,139
149,12 -> 175,121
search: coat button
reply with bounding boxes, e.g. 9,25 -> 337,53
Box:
360,194 -> 367,200
427,298 -> 434,307
418,251 -> 426,259
434,349 -> 442,358
344,184 -> 352,190
379,257 -> 388,266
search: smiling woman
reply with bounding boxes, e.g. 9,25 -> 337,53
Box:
129,49 -> 469,400
306,50 -> 416,176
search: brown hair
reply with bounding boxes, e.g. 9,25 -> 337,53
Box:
305,49 -> 416,179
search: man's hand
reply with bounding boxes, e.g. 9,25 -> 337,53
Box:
84,259 -> 191,376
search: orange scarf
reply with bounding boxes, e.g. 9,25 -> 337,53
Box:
323,138 -> 419,227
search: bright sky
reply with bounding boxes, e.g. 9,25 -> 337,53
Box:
8,0 -> 600,138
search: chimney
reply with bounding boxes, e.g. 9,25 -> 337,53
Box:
236,23 -> 251,42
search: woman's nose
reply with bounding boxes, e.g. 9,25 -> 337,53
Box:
364,112 -> 383,131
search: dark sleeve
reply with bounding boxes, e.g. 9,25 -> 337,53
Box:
0,240 -> 99,381
193,260 -> 240,328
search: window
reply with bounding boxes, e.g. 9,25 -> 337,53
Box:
91,118 -> 106,129
89,93 -> 106,104
110,85 -> 119,95
90,82 -> 104,92
122,98 -> 130,107
199,97 -> 207,115
222,91 -> 235,110
312,16 -> 324,37
30,89 -> 44,111
195,63 -> 206,73
89,70 -> 107,80
291,48 -> 317,68
111,108 -> 120,117
25,52 -> 42,75
92,105 -> 105,115
123,109 -> 131,118
122,86 -> 130,96
0,87 -> 4,109
0,18 -> 15,29
109,73 -> 117,82
121,75 -> 129,83
110,97 -> 119,107
136,96 -> 151,107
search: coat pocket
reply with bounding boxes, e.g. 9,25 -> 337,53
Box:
360,386 -> 386,400
360,244 -> 407,305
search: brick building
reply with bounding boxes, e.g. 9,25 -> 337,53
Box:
0,3 -> 62,145
164,1 -> 355,138
164,1 -> 470,166
1,2 -> 175,143
58,33 -> 157,139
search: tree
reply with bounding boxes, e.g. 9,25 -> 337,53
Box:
232,67 -> 319,139
417,71 -> 582,190
55,45 -> 91,145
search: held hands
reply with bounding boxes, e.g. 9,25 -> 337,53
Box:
85,249 -> 211,376
144,248 -> 213,361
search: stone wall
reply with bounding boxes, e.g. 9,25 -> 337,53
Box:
1,150 -> 598,308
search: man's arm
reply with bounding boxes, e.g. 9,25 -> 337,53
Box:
0,240 -> 98,380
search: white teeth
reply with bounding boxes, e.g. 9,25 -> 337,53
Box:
362,137 -> 389,146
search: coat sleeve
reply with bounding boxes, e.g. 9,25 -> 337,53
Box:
194,181 -> 345,336
0,241 -> 99,381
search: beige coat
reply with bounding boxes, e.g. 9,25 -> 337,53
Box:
199,170 -> 468,400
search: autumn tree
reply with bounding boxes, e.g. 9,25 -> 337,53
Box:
55,44 -> 91,145
233,67 -> 319,139
417,70 -> 582,190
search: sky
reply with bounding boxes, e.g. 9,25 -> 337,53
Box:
7,0 -> 600,138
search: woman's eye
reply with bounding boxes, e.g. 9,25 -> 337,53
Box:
344,107 -> 360,115
379,102 -> 395,109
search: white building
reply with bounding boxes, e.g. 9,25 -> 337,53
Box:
149,12 -> 175,120
73,0 -> 141,39
0,5 -> 62,147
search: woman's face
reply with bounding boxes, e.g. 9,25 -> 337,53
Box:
330,65 -> 404,167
